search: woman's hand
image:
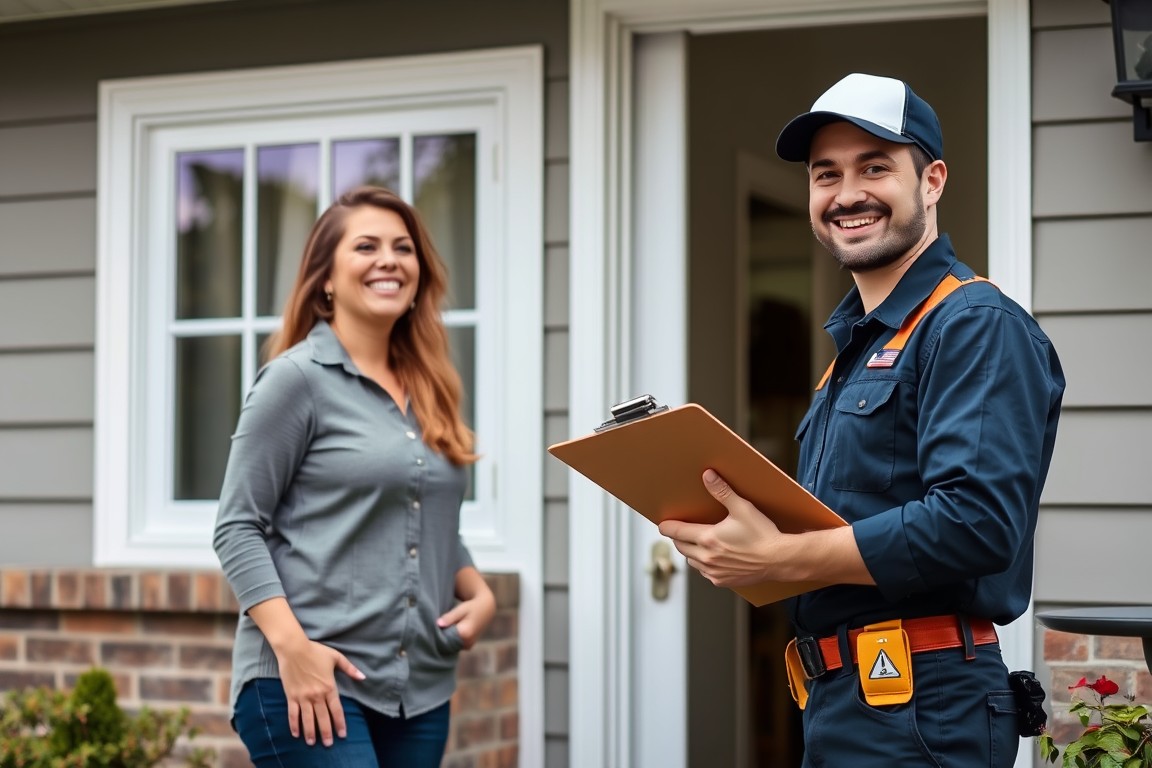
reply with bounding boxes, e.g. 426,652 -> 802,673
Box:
273,635 -> 365,746
438,566 -> 497,649
247,597 -> 365,747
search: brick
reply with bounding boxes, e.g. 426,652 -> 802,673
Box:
494,644 -> 518,674
454,714 -> 496,749
0,609 -> 58,631
218,578 -> 240,614
457,646 -> 494,679
140,572 -> 164,610
1043,630 -> 1088,663
84,573 -> 107,608
56,572 -> 82,609
0,635 -> 19,660
26,637 -> 96,665
499,710 -> 518,741
168,573 -> 192,611
179,644 -> 233,671
1,570 -> 30,607
217,676 -> 232,705
62,670 -> 132,699
29,572 -> 52,607
454,679 -> 497,712
187,709 -> 238,737
485,612 -> 517,642
483,573 -> 519,609
1094,635 -> 1146,661
497,676 -> 518,707
478,745 -> 519,768
142,614 -> 215,637
1134,670 -> 1152,701
0,669 -> 57,691
194,572 -> 221,612
442,755 -> 477,768
140,675 -> 214,703
61,611 -> 138,634
101,640 -> 174,668
110,574 -> 134,609
218,745 -> 256,768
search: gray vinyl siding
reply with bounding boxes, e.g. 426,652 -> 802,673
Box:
542,69 -> 571,766
1,0 -> 570,762
1031,0 -> 1152,604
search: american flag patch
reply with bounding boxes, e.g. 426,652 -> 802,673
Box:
866,348 -> 901,368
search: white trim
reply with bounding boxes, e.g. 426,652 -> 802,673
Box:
96,46 -> 544,768
629,31 -> 689,768
570,1 -> 1033,765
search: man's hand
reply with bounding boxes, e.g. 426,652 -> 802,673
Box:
658,469 -> 785,587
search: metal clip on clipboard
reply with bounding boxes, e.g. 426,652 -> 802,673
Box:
594,394 -> 670,432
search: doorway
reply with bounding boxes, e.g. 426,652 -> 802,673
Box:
684,16 -> 988,766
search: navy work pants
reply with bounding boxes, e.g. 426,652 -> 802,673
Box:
799,641 -> 1020,767
234,678 -> 451,768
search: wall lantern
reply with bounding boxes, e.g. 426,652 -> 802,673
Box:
1104,0 -> 1152,141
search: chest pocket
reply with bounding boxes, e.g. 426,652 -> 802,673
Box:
828,379 -> 900,493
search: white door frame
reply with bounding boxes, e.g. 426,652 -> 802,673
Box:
569,1 -> 1033,767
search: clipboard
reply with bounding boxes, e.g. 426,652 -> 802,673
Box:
547,395 -> 847,606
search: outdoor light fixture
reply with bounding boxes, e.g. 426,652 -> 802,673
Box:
1104,0 -> 1152,141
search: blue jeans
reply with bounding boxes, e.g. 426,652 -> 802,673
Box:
234,678 -> 451,768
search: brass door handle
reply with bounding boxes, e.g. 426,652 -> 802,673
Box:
645,540 -> 678,601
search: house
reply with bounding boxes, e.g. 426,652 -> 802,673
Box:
1,0 -> 1149,766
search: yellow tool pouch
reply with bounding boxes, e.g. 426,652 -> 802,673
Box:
856,619 -> 914,706
783,639 -> 810,710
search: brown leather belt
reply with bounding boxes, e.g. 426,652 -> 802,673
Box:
796,615 -> 998,678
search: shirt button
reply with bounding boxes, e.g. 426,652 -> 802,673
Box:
837,376 -> 844,383
416,458 -> 424,466
399,648 -> 406,657
409,547 -> 418,558
412,500 -> 421,510
857,399 -> 867,409
405,431 -> 416,440
408,596 -> 417,607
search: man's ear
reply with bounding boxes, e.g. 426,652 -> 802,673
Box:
923,159 -> 947,204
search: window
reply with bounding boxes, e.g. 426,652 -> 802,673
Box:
95,48 -> 542,570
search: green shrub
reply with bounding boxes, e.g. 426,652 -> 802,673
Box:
0,668 -> 213,768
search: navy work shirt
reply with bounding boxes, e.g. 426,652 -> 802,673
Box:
790,235 -> 1064,637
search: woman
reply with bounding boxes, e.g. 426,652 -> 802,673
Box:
214,186 -> 496,767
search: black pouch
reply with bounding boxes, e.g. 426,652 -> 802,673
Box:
1008,670 -> 1048,737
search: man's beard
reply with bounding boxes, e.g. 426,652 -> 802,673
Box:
814,193 -> 926,272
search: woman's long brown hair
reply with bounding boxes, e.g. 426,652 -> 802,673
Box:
265,185 -> 477,466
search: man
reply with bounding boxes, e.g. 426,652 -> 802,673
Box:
660,73 -> 1065,766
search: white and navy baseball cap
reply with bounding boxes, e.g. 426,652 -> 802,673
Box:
775,73 -> 943,163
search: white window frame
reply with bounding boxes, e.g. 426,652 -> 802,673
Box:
95,47 -> 543,578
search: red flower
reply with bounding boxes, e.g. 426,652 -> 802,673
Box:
1069,675 -> 1120,696
1088,676 -> 1120,696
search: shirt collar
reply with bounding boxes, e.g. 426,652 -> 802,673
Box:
306,320 -> 361,377
824,234 -> 963,345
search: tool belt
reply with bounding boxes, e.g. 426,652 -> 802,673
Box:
785,615 -> 998,709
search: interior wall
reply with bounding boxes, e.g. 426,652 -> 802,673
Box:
685,17 -> 987,767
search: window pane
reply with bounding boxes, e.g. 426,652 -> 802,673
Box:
413,134 -> 476,309
332,138 -> 401,198
176,150 -> 244,319
257,144 -> 318,316
447,325 -> 475,501
174,335 -> 241,500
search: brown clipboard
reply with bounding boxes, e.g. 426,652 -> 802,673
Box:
547,397 -> 847,606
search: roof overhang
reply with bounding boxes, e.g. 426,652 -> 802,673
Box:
0,0 -> 236,25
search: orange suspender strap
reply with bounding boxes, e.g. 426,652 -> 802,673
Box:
814,274 -> 990,391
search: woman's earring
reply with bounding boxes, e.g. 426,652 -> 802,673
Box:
325,290 -> 333,303
410,300 -> 416,311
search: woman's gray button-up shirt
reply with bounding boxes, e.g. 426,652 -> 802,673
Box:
214,320 -> 473,718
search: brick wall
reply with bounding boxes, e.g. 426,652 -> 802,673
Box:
0,568 -> 519,768
1041,627 -> 1152,744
